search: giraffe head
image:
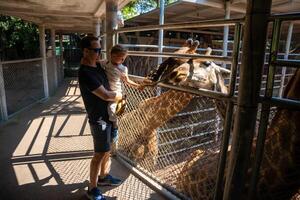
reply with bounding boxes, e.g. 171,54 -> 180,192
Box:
144,39 -> 230,94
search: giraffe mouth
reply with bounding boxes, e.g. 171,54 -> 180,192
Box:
169,71 -> 188,83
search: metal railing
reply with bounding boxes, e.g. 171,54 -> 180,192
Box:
112,11 -> 300,200
114,17 -> 243,200
248,14 -> 300,199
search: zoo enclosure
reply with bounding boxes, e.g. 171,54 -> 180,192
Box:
107,11 -> 300,200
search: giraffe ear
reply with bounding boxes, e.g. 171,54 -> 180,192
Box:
184,38 -> 193,47
205,47 -> 212,56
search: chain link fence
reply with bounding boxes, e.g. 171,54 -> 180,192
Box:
117,78 -> 224,199
115,47 -> 299,199
0,56 -> 64,121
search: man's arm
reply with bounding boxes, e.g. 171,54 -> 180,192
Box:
92,85 -> 122,101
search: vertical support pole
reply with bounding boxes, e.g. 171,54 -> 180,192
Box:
247,19 -> 282,200
158,0 -> 165,65
101,18 -> 107,59
222,0 -> 230,68
279,22 -> 293,97
94,18 -> 101,38
106,0 -> 118,61
51,29 -> 58,88
157,0 -> 165,96
214,23 -> 242,200
39,25 -> 49,98
59,33 -> 64,81
223,1 -> 272,200
0,62 -> 8,120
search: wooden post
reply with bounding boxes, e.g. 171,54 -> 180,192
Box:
105,0 -> 118,61
223,0 -> 272,199
39,25 -> 49,98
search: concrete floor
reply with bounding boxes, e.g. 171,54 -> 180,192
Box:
0,78 -> 166,200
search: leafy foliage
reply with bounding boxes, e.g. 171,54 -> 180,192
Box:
121,0 -> 178,20
0,15 -> 39,60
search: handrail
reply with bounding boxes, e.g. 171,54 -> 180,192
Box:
116,18 -> 244,33
271,60 -> 300,68
127,51 -> 232,62
129,74 -> 236,101
1,58 -> 43,65
269,12 -> 300,21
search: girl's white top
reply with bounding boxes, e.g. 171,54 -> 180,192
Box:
100,60 -> 128,93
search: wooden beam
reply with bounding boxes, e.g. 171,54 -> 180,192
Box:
182,0 -> 246,13
0,7 -> 93,18
93,0 -> 105,18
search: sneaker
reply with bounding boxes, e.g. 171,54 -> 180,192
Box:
97,174 -> 122,186
86,187 -> 106,200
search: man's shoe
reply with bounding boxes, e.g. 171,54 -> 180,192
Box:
86,187 -> 106,200
98,174 -> 122,186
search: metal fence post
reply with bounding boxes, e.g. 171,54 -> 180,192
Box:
279,22 -> 293,97
214,22 -> 242,200
222,0 -> 230,68
223,1 -> 272,199
0,62 -> 8,120
247,18 -> 282,200
158,0 -> 165,65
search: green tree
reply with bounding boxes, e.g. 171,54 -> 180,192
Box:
122,0 -> 178,20
0,15 -> 39,60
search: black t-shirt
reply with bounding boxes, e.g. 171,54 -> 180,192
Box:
78,63 -> 111,124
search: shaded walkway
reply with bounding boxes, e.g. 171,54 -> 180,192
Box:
0,78 -> 166,200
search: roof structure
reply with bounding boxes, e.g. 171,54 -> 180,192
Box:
0,0 -> 130,33
125,0 -> 300,34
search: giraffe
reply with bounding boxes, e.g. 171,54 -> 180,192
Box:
176,69 -> 300,200
117,39 -> 230,169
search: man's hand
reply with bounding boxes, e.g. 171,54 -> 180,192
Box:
92,86 -> 122,102
115,91 -> 123,101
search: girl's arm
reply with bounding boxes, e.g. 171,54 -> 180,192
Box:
121,73 -> 140,88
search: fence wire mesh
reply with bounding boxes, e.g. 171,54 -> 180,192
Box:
47,57 -> 57,96
2,60 -> 44,115
0,56 -> 64,120
56,55 -> 64,84
117,79 -> 224,199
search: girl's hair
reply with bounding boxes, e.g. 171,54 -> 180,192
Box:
110,44 -> 127,55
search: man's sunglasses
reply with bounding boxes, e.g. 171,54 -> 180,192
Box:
88,48 -> 101,53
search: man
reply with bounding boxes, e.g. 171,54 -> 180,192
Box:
78,36 -> 122,200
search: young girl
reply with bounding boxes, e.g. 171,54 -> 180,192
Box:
101,45 -> 140,142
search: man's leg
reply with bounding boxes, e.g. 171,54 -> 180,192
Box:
89,152 -> 106,189
99,151 -> 111,178
87,121 -> 111,199
97,151 -> 122,186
